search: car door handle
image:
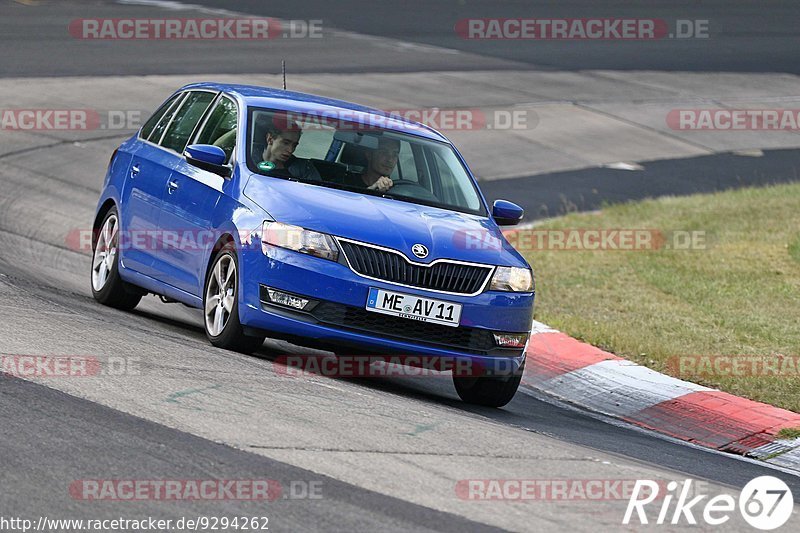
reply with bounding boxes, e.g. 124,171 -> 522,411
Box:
167,179 -> 179,193
130,163 -> 140,178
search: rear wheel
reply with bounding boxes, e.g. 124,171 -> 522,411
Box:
204,244 -> 265,353
90,207 -> 142,310
453,362 -> 524,408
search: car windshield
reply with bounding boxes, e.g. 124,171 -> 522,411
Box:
246,107 -> 486,216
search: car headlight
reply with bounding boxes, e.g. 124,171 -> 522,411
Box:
490,266 -> 534,292
261,221 -> 339,261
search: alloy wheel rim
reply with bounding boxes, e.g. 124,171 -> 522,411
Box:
91,215 -> 119,292
205,255 -> 236,337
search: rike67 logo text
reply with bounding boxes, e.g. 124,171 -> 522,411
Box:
624,476 -> 794,530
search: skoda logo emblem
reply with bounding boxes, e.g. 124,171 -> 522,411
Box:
411,244 -> 429,259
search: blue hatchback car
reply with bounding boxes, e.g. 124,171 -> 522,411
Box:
91,83 -> 534,406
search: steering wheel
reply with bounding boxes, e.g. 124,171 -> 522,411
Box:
388,180 -> 440,203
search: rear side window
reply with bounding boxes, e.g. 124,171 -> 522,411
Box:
139,93 -> 182,141
160,91 -> 216,153
146,93 -> 186,144
194,96 -> 238,164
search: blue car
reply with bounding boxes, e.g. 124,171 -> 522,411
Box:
90,83 -> 534,406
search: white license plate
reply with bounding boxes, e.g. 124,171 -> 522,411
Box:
365,288 -> 462,327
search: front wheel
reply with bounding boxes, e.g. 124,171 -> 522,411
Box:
90,207 -> 142,310
203,244 -> 265,354
453,362 -> 524,408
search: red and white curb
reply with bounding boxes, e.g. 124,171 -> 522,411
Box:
521,320 -> 800,469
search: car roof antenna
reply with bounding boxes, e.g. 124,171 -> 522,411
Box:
282,60 -> 287,91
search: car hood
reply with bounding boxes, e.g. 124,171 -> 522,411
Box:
244,175 -> 528,267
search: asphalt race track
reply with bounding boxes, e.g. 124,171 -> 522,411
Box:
1,1 -> 799,531
6,0 -> 800,75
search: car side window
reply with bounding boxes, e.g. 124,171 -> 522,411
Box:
159,91 -> 216,153
397,141 -> 418,182
431,150 -> 474,210
140,93 -> 183,142
146,93 -> 187,144
194,96 -> 238,164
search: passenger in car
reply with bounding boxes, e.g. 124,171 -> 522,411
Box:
212,128 -> 237,161
345,137 -> 399,193
256,121 -> 321,181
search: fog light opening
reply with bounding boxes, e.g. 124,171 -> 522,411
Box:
492,332 -> 528,349
266,288 -> 310,310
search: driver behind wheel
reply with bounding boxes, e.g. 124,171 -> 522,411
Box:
346,137 -> 400,193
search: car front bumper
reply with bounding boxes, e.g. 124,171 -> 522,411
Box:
239,246 -> 534,375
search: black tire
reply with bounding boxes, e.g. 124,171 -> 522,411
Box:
203,243 -> 265,354
453,361 -> 524,408
90,207 -> 143,311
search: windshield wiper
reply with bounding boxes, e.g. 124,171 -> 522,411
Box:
295,178 -> 371,194
290,179 -> 468,213
256,171 -> 296,182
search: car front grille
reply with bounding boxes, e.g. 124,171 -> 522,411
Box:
338,240 -> 492,295
310,302 -> 522,357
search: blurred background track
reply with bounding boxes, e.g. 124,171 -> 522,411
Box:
1,1 -> 799,530
3,0 -> 800,217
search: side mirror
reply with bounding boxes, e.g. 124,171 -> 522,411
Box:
492,199 -> 524,226
184,144 -> 231,178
